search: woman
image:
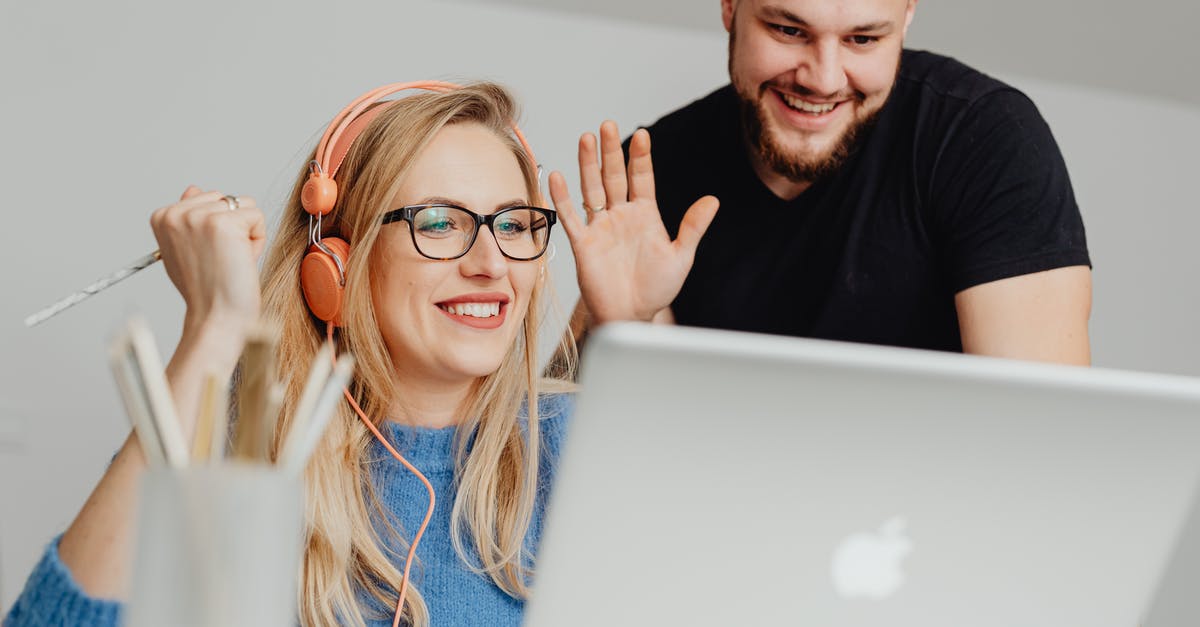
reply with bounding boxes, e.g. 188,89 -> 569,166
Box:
5,82 -> 717,626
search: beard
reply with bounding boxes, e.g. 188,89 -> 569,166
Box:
737,90 -> 880,184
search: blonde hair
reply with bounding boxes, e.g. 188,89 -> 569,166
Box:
258,83 -> 575,626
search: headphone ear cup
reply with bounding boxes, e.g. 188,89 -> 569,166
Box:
301,174 -> 338,217
301,237 -> 351,327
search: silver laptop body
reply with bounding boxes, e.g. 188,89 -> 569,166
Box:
525,323 -> 1200,627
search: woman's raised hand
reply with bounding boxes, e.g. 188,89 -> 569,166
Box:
149,185 -> 266,336
550,121 -> 718,325
57,186 -> 267,594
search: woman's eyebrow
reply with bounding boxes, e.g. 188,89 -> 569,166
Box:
413,196 -> 530,210
415,196 -> 464,207
495,199 -> 530,210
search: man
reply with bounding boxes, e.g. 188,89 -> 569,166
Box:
571,0 -> 1091,365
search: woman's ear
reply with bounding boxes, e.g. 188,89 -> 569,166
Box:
540,241 -> 557,281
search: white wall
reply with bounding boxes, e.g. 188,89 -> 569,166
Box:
0,0 -> 729,611
2,0 -> 1199,613
480,0 -> 1200,110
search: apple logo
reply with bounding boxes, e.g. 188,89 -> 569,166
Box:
830,516 -> 914,600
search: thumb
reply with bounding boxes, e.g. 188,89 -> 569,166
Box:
673,195 -> 719,257
179,185 -> 203,201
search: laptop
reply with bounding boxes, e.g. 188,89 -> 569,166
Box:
525,322 -> 1200,627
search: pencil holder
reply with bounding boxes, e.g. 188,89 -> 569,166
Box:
125,464 -> 304,627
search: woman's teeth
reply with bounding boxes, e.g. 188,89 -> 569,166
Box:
439,302 -> 501,318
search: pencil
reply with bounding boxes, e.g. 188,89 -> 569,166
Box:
232,324 -> 280,463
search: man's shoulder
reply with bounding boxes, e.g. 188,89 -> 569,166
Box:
888,49 -> 1050,159
642,84 -> 738,150
896,49 -> 1024,108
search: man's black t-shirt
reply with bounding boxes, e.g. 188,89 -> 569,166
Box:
643,50 -> 1090,352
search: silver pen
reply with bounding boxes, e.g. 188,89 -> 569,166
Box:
24,250 -> 162,327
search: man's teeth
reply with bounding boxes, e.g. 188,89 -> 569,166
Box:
780,93 -> 836,114
440,302 -> 501,318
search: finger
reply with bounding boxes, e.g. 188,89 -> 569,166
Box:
214,204 -> 268,244
577,133 -> 606,214
627,128 -> 656,203
214,195 -> 257,212
179,185 -> 204,201
548,171 -> 586,242
598,120 -> 628,206
182,197 -> 264,239
180,190 -> 222,206
181,193 -> 256,222
241,205 -> 267,243
160,191 -> 223,230
673,195 -> 720,258
175,190 -> 224,214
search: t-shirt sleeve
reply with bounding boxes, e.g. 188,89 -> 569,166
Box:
3,535 -> 123,627
926,88 -> 1091,292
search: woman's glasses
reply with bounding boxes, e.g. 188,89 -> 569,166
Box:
381,204 -> 556,261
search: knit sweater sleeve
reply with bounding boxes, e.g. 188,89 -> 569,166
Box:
3,536 -> 123,627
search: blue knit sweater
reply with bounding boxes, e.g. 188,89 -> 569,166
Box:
3,393 -> 573,627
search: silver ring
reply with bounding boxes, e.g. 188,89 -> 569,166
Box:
583,204 -> 605,213
222,195 -> 240,211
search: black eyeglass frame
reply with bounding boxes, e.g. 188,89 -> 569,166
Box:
380,203 -> 558,261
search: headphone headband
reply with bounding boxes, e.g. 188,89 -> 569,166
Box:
302,80 -> 539,219
316,81 -> 457,178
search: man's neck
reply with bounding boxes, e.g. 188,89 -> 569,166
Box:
750,157 -> 813,201
744,138 -> 813,201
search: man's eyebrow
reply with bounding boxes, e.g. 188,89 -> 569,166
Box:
760,6 -> 810,26
760,6 -> 895,33
849,21 -> 894,33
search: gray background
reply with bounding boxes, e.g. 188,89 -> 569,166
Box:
2,0 -> 1198,612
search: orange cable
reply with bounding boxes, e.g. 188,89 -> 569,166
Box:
327,323 -> 435,627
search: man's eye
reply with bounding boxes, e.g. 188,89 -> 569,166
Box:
770,23 -> 804,38
849,35 -> 878,46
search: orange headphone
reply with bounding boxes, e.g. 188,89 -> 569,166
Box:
298,80 -> 539,327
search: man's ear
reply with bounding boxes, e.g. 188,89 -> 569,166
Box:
721,0 -> 736,33
903,0 -> 918,36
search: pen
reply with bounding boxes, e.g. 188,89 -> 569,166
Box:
24,250 -> 161,328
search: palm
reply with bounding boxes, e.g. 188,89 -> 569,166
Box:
550,122 -> 718,324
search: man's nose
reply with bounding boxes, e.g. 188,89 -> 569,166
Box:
794,40 -> 848,98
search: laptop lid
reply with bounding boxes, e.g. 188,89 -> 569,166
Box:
526,323 -> 1200,627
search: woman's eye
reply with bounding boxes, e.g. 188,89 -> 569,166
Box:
416,216 -> 455,235
495,217 -> 529,237
418,219 -> 450,231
